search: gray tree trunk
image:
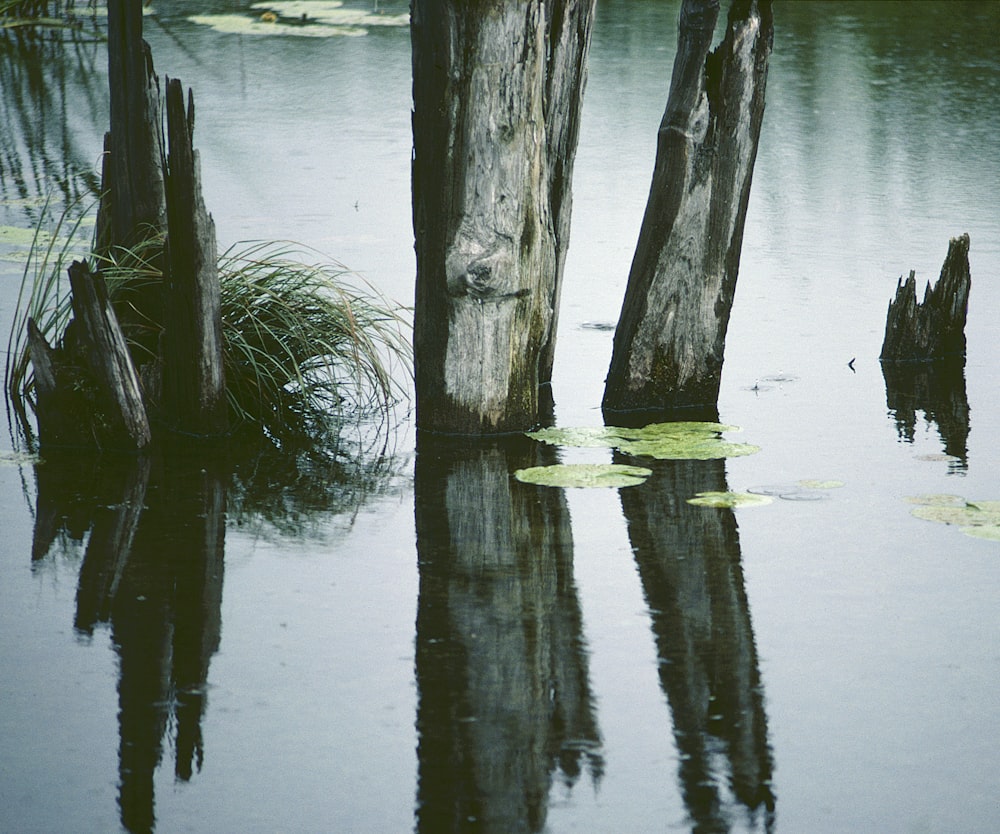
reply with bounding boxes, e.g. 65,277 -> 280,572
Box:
160,78 -> 227,437
603,0 -> 773,416
411,0 -> 595,434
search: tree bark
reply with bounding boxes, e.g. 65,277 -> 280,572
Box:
411,0 -> 595,434
603,0 -> 773,416
68,259 -> 151,450
100,0 -> 166,249
160,78 -> 227,436
880,233 -> 971,362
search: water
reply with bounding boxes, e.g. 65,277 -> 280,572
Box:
2,2 -> 999,832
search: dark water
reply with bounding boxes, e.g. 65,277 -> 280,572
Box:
2,2 -> 999,833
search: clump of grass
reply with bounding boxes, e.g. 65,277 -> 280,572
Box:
6,213 -> 412,448
216,240 -> 412,440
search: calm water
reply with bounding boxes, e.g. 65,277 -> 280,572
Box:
2,2 -> 999,832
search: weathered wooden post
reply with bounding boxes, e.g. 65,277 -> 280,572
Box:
411,0 -> 595,434
603,0 -> 773,416
160,78 -> 227,437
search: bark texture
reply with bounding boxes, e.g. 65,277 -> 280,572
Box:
101,0 -> 166,249
880,233 -> 971,362
160,78 -> 227,436
411,0 -> 595,434
603,0 -> 773,415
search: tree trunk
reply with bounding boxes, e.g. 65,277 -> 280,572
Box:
879,233 -> 971,362
603,0 -> 773,416
160,78 -> 227,436
67,260 -> 151,451
100,0 -> 166,250
411,0 -> 595,434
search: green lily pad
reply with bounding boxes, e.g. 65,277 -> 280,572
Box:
962,525 -> 1000,542
905,494 -> 967,507
0,450 -> 41,466
252,1 -> 409,26
0,225 -> 56,246
686,491 -> 774,508
909,496 -> 1000,541
526,421 -> 759,461
797,479 -> 844,490
188,13 -> 366,36
514,463 -> 652,489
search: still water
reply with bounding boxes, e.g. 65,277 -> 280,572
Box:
2,2 -> 999,832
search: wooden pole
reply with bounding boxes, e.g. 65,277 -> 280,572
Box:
603,0 -> 773,416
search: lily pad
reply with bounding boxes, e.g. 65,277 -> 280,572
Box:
251,1 -> 409,26
686,491 -> 774,508
526,421 -> 759,461
904,494 -> 966,507
797,479 -> 844,490
908,496 -> 1000,541
514,463 -> 652,489
0,450 -> 41,466
188,13 -> 365,36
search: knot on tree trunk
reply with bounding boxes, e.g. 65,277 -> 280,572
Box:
445,232 -> 525,301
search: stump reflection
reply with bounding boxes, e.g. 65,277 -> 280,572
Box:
414,434 -> 602,833
33,448 -> 225,834
882,357 -> 970,472
617,454 -> 775,834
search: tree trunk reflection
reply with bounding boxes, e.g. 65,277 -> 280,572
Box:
618,455 -> 775,833
32,449 -> 226,834
414,434 -> 602,833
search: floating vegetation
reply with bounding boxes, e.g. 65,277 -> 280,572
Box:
514,463 -> 653,489
0,449 -> 41,466
748,479 -> 844,501
189,1 -> 408,38
686,491 -> 774,508
906,494 -> 1000,542
526,421 -> 759,461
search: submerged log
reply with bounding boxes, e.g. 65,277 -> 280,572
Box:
411,0 -> 596,434
603,0 -> 773,415
880,233 -> 971,362
160,78 -> 227,437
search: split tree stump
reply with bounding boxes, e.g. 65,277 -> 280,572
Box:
880,233 -> 971,362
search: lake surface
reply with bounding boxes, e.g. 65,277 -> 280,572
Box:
2,2 -> 999,832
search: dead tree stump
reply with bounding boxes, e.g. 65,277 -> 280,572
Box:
603,0 -> 773,416
160,77 -> 227,437
28,261 -> 151,451
880,233 -> 971,362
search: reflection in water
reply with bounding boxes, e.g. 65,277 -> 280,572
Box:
33,448 -> 224,834
0,29 -> 105,225
882,359 -> 969,472
617,454 -> 775,834
413,434 -> 602,833
28,430 -> 401,833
